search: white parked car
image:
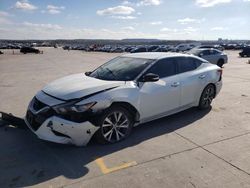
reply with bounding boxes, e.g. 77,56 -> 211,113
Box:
172,43 -> 201,52
25,53 -> 223,146
188,48 -> 228,67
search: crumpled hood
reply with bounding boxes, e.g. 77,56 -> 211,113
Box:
42,73 -> 124,100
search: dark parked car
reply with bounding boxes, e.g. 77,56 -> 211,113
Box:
124,46 -> 134,52
110,47 -> 124,53
62,46 -> 71,50
147,45 -> 159,52
153,46 -> 169,52
239,47 -> 250,57
20,47 -> 40,54
130,46 -> 147,53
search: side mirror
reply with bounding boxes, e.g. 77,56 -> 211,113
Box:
142,73 -> 159,82
85,71 -> 92,76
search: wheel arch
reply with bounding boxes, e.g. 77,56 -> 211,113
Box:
110,101 -> 140,122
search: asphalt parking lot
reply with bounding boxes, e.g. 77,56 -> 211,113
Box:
0,48 -> 250,188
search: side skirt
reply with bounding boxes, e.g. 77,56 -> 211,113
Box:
138,103 -> 195,125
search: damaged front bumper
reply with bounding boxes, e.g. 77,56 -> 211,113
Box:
25,113 -> 99,146
25,93 -> 100,146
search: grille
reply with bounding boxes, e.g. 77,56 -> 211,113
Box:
33,97 -> 47,111
26,110 -> 41,131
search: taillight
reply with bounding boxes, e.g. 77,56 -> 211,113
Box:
217,69 -> 223,81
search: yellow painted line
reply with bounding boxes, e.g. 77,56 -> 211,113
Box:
95,158 -> 137,174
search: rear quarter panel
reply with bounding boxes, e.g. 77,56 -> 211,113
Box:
193,63 -> 221,105
205,64 -> 221,84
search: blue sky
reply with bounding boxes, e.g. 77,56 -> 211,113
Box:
0,0 -> 249,40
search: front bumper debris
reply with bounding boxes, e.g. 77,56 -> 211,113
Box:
0,111 -> 27,129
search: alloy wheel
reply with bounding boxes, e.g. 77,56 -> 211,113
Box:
201,86 -> 215,108
101,111 -> 130,143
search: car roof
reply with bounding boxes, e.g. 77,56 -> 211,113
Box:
121,52 -> 194,60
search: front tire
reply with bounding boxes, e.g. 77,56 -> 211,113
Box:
198,84 -> 215,110
95,106 -> 134,144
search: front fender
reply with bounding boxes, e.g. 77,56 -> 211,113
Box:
76,85 -> 141,116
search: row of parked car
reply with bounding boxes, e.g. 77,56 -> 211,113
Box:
1,44 -> 250,62
62,44 -> 226,53
221,43 -> 249,50
0,44 -> 22,49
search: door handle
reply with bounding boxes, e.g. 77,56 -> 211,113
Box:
199,75 -> 206,79
171,82 -> 180,87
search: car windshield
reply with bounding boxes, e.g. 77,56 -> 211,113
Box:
89,57 -> 154,81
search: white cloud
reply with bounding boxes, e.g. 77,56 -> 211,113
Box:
0,17 -> 11,25
48,9 -> 60,14
160,27 -> 198,34
14,0 -> 37,11
46,5 -> 65,14
122,1 -> 135,6
177,17 -> 205,24
0,11 -> 12,24
66,14 -> 80,20
160,28 -> 170,32
122,0 -> 161,7
184,26 -> 198,33
0,23 -> 247,40
122,26 -> 135,30
0,11 -> 10,17
210,26 -> 227,31
196,0 -> 231,7
22,22 -> 62,30
243,0 -> 250,1
150,21 -> 162,25
137,0 -> 161,6
0,26 -> 147,40
112,15 -> 137,19
97,6 -> 135,16
47,5 -> 64,10
160,28 -> 178,32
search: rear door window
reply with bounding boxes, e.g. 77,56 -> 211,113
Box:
177,57 -> 198,73
201,50 -> 211,56
210,50 -> 220,55
189,57 -> 203,67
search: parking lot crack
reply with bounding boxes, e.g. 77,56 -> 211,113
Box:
202,131 -> 250,147
174,132 -> 250,177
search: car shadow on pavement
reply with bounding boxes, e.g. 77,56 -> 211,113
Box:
0,107 -> 211,187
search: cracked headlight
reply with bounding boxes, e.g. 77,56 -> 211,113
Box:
53,101 -> 97,114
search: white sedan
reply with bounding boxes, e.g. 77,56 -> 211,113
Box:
25,53 -> 222,146
188,48 -> 228,67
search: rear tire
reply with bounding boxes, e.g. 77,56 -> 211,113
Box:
198,84 -> 215,110
95,106 -> 134,144
217,59 -> 224,68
